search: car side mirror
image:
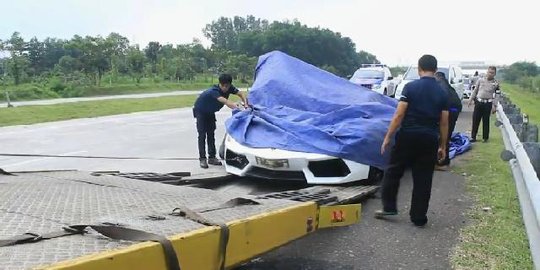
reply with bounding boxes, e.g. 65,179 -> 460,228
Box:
387,76 -> 393,80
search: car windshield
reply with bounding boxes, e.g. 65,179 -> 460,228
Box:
352,69 -> 384,79
403,67 -> 449,80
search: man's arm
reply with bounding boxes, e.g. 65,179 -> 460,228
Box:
438,110 -> 449,161
236,91 -> 249,107
468,79 -> 480,106
381,101 -> 408,154
217,96 -> 237,109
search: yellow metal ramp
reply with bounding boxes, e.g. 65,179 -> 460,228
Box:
0,171 -> 363,270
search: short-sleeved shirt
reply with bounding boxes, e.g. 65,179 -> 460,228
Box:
400,76 -> 449,137
471,78 -> 500,100
193,85 -> 239,114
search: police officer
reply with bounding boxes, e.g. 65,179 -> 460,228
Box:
193,74 -> 248,168
468,66 -> 500,142
376,55 -> 449,227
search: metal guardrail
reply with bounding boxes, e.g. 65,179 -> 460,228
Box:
497,104 -> 540,269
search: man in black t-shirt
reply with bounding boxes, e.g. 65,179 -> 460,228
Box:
435,71 -> 462,169
193,74 -> 248,168
375,55 -> 449,227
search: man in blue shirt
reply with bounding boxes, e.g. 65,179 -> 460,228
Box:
376,55 -> 449,227
193,74 -> 248,168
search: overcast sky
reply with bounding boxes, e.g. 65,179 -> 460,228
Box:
1,0 -> 538,66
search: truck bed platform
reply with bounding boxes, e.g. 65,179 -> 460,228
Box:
0,171 -> 373,270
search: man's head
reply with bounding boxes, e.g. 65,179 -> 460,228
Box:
435,71 -> 446,82
417,54 -> 437,76
218,74 -> 233,92
486,66 -> 497,80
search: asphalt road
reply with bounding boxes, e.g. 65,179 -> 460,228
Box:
0,108 -> 230,177
0,102 -> 476,270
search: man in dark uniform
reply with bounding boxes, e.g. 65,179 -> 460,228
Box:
193,74 -> 248,168
468,66 -> 500,142
435,71 -> 463,170
375,55 -> 449,227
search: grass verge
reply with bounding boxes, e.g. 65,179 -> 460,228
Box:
0,95 -> 198,127
451,120 -> 533,269
502,83 -> 540,125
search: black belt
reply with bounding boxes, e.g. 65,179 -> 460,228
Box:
476,98 -> 493,103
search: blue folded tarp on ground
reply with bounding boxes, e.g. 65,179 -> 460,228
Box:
449,132 -> 472,159
225,51 -> 398,169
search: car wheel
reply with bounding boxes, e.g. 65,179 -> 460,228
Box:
383,88 -> 387,95
365,167 -> 384,185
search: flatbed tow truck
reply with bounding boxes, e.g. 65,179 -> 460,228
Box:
0,169 -> 378,270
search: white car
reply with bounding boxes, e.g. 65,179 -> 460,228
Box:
349,64 -> 397,97
220,134 -> 383,185
394,65 -> 465,100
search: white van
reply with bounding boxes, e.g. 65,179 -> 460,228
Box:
394,65 -> 465,100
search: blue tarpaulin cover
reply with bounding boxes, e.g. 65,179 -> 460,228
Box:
225,51 -> 398,169
449,132 -> 472,159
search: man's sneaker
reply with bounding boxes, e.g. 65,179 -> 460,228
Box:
411,218 -> 428,228
470,138 -> 477,143
208,157 -> 222,166
374,210 -> 398,219
199,159 -> 209,169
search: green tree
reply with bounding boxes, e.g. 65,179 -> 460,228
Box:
127,46 -> 145,83
42,38 -> 68,71
232,20 -> 378,76
104,33 -> 130,83
144,41 -> 162,74
504,61 -> 539,83
27,37 -> 44,77
203,17 -> 236,51
203,15 -> 269,52
3,32 -> 29,85
65,35 -> 110,86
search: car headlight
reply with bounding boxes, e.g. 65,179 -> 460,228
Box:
372,84 -> 382,89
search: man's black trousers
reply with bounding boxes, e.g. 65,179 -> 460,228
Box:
471,101 -> 492,141
439,110 -> 460,166
381,131 -> 439,224
195,111 -> 217,159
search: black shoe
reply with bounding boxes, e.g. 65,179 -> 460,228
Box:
199,159 -> 209,169
374,210 -> 398,219
483,139 -> 488,143
208,157 -> 222,166
411,217 -> 428,227
470,138 -> 477,142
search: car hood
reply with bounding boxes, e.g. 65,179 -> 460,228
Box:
350,78 -> 383,85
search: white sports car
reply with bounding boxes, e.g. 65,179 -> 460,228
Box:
220,134 -> 383,185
